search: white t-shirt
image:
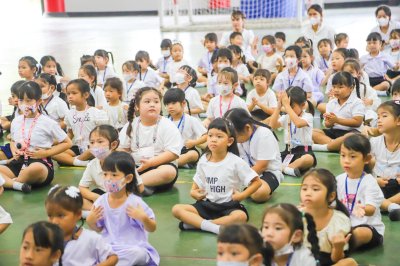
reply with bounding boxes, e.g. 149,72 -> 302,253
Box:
206,95 -> 248,119
257,53 -> 282,73
336,173 -> 385,236
43,95 -> 69,122
219,28 -> 255,51
325,94 -> 365,131
278,112 -> 313,147
303,22 -> 336,54
370,135 -> 400,179
272,68 -> 313,93
184,86 -> 204,118
140,68 -> 163,88
11,114 -> 67,150
238,126 -> 283,182
90,86 -> 107,108
119,116 -> 181,166
97,66 -> 117,87
123,79 -> 146,103
103,102 -> 128,129
60,228 -> 115,266
271,246 -> 317,266
170,114 -> 206,148
193,152 -> 258,203
246,89 -> 277,111
166,60 -> 189,84
353,83 -> 381,112
65,107 -> 109,147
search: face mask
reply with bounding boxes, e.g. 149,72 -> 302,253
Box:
275,243 -> 294,257
217,84 -> 232,96
262,44 -> 273,53
217,261 -> 248,266
175,72 -> 186,84
377,17 -> 389,27
19,104 -> 37,116
218,63 -> 230,71
389,39 -> 400,49
309,16 -> 320,26
90,146 -> 110,160
162,50 -> 171,57
285,58 -> 297,69
123,73 -> 135,82
41,93 -> 51,100
104,177 -> 126,193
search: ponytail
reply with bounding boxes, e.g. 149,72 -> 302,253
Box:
185,99 -> 192,116
354,77 -> 361,99
306,100 -> 315,116
126,98 -> 136,138
303,212 -> 320,265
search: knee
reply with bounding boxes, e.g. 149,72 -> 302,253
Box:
251,191 -> 271,203
172,204 -> 184,218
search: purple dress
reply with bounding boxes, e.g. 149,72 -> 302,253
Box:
94,193 -> 160,266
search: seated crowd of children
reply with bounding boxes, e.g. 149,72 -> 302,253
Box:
1,4 -> 400,266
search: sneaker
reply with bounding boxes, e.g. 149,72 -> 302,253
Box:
389,209 -> 400,221
178,222 -> 186,230
21,183 -> 32,194
142,186 -> 155,197
294,168 -> 302,177
178,221 -> 200,231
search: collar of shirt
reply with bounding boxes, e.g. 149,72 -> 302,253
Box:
333,92 -> 357,106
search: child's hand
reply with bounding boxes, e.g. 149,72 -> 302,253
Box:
251,97 -> 258,105
185,139 -> 196,149
232,190 -> 244,202
191,188 -> 207,201
87,206 -> 103,225
363,98 -> 373,106
126,203 -> 148,222
330,232 -> 351,249
281,91 -> 290,107
377,177 -> 389,187
353,202 -> 365,218
137,159 -> 153,172
325,112 -> 338,124
25,148 -> 49,159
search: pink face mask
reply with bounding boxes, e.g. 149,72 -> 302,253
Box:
104,178 -> 126,193
262,44 -> 273,53
19,103 -> 37,116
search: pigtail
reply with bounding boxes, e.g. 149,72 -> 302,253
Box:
149,61 -> 157,70
139,65 -> 142,81
56,62 -> 65,77
107,52 -> 115,66
35,63 -> 42,78
185,99 -> 192,116
306,100 -> 315,116
126,98 -> 136,138
261,242 -> 274,266
334,198 -> 350,217
303,212 -> 321,265
354,77 -> 361,99
87,94 -> 95,107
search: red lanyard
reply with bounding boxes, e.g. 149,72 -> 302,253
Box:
21,113 -> 41,153
219,95 -> 234,117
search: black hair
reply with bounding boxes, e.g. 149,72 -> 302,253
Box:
40,55 -> 64,76
366,32 -> 383,42
333,48 -> 358,60
224,108 -> 278,140
342,134 -> 372,173
22,221 -> 64,266
79,64 -> 98,89
17,81 -> 48,115
66,79 -> 94,107
262,35 -> 276,45
19,56 -> 40,78
307,4 -> 323,16
390,29 -> 400,39
37,73 -> 57,88
126,87 -> 163,137
80,55 -> 95,66
262,203 -> 320,265
274,31 -> 286,42
104,77 -> 124,100
286,86 -> 315,116
218,66 -> 239,84
89,125 -> 120,149
294,37 -> 312,49
160,38 -> 172,49
206,118 -> 239,156
135,50 -> 157,70
102,151 -> 140,195
216,48 -> 233,64
332,71 -> 361,99
392,79 -> 400,96
218,223 -> 274,266
179,65 -> 198,87
285,45 -> 302,60
334,33 -> 349,46
122,60 -> 140,73
10,80 -> 25,95
227,44 -> 246,64
253,68 -> 271,82
375,5 -> 391,18
302,46 -> 314,58
231,10 -> 246,20
229,31 -> 243,41
317,38 -> 333,49
204,32 -> 218,44
163,88 -> 191,116
94,49 -> 115,65
302,168 -> 350,216
378,100 -> 400,118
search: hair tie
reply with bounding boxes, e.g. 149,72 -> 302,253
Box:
48,184 -> 60,195
65,186 -> 80,198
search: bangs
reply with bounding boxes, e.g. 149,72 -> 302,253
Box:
331,73 -> 349,87
101,152 -> 136,175
208,118 -> 231,136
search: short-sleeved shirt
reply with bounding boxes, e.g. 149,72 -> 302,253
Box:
219,28 -> 255,51
43,95 -> 69,122
123,79 -> 146,103
206,95 -> 248,119
278,112 -> 313,147
371,20 -> 400,43
303,22 -> 336,54
370,135 -> 400,179
140,68 -> 163,88
325,94 -> 365,131
238,126 -> 283,182
166,60 -> 189,84
257,53 -> 282,73
336,173 -> 385,236
193,152 -> 258,203
184,86 -> 204,118
170,114 -> 206,148
272,68 -> 313,93
156,56 -> 173,73
304,66 -> 325,93
11,115 -> 67,149
360,52 -> 394,77
90,86 -> 107,108
198,51 -> 214,73
246,89 -> 277,111
103,102 -> 128,129
97,67 -> 117,87
314,53 -> 332,73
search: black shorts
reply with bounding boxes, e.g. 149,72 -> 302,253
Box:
180,147 -> 201,162
352,224 -> 383,251
322,128 -> 357,139
380,179 -> 400,199
250,109 -> 270,121
138,162 -> 178,192
193,200 -> 249,221
387,69 -> 400,80
280,145 -> 317,171
6,157 -> 54,188
369,76 -> 386,87
260,171 -> 280,194
70,145 -> 82,156
319,251 -> 349,266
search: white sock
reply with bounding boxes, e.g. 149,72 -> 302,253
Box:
82,210 -> 90,219
73,157 -> 89,167
12,181 -> 24,191
200,220 -> 220,234
376,90 -> 388,96
0,160 -> 8,165
283,167 -> 295,176
312,144 -> 328,151
182,223 -> 197,230
388,203 -> 400,212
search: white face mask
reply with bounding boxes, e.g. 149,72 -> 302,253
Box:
217,84 -> 232,96
377,17 -> 389,27
123,73 -> 135,82
162,50 -> 171,57
41,93 -> 51,100
275,243 -> 294,257
216,261 -> 249,266
218,63 -> 230,71
285,58 -> 297,69
389,39 -> 400,49
309,16 -> 320,26
175,72 -> 186,84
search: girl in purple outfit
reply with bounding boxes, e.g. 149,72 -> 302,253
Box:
87,151 -> 160,266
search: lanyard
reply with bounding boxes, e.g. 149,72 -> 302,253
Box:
170,115 -> 185,134
43,95 -> 54,110
345,173 -> 365,215
126,79 -> 136,97
288,68 -> 299,87
207,52 -> 212,69
163,58 -> 169,73
141,70 -> 148,82
322,54 -> 330,69
135,117 -> 160,148
240,126 -> 256,166
286,253 -> 293,266
219,95 -> 234,117
102,67 -> 107,83
21,113 -> 41,153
